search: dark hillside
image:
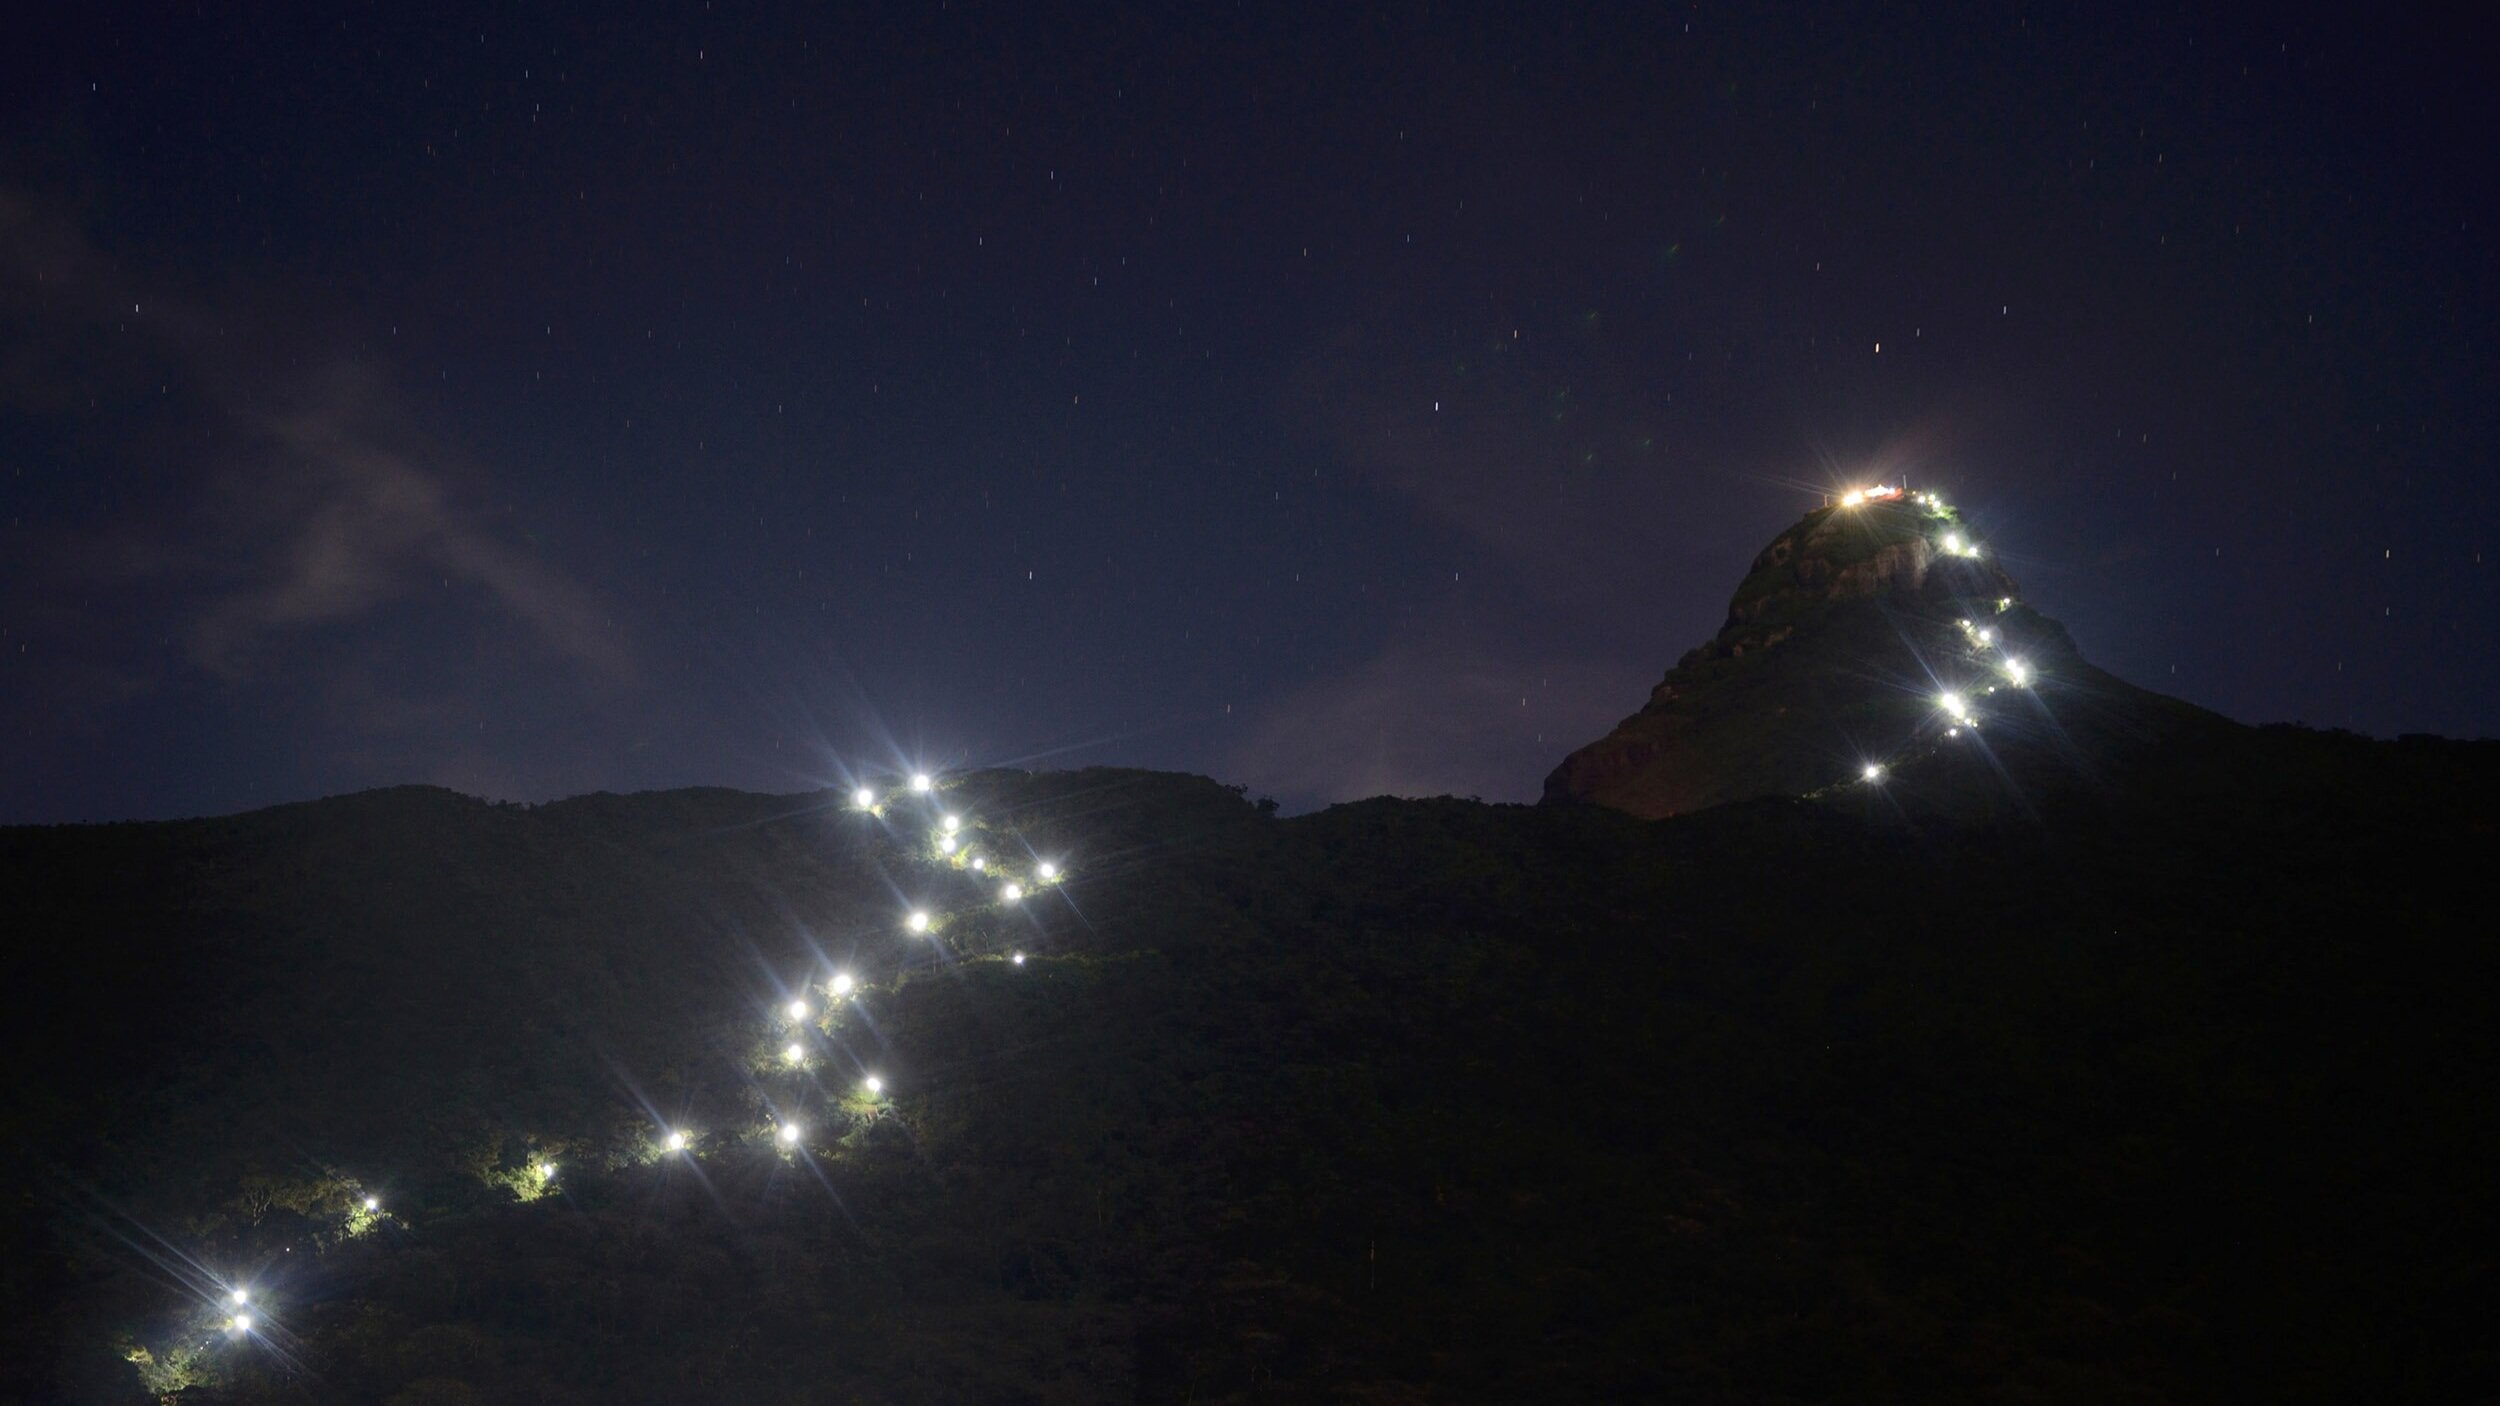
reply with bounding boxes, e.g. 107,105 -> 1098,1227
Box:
5,740 -> 2498,1403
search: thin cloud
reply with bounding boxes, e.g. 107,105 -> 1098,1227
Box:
190,365 -> 634,685
2,187 -> 634,702
1223,631 -> 1639,810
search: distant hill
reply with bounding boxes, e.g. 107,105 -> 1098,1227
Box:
7,735 -> 2499,1403
1547,488 -> 2232,818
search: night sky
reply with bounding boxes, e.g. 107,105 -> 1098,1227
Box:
4,4 -> 2492,824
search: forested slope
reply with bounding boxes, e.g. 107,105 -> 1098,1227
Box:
5,734 -> 2496,1403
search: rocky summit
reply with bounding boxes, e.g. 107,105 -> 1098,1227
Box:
1545,487 -> 2221,818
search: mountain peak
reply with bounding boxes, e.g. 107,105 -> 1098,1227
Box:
1546,486 -> 2204,817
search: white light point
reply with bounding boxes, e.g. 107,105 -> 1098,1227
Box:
664,1130 -> 689,1152
939,834 -> 958,854
2006,658 -> 2031,686
941,813 -> 961,833
862,1075 -> 885,1096
1942,532 -> 1965,554
1863,763 -> 1885,783
852,786 -> 876,810
1841,489 -> 1865,507
1000,882 -> 1023,903
783,1041 -> 805,1065
230,1313 -> 254,1334
909,772 -> 933,793
778,1123 -> 803,1146
363,1195 -> 380,1212
1937,691 -> 1967,717
971,855 -> 986,871
534,1162 -> 555,1182
230,1289 -> 250,1307
906,909 -> 931,934
1977,628 -> 1995,646
1037,861 -> 1059,881
1011,951 -> 1026,966
830,971 -> 855,997
786,998 -> 809,1021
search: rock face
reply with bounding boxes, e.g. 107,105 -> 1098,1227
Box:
1545,493 -> 2215,818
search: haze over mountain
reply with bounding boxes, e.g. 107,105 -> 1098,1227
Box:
5,503 -> 2495,1404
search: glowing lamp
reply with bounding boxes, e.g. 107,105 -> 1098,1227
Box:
1942,532 -> 1965,553
786,998 -> 810,1020
1937,691 -> 1967,716
909,772 -> 933,793
362,1195 -> 380,1212
831,971 -> 855,996
664,1130 -> 688,1152
939,835 -> 958,854
534,1162 -> 555,1182
941,814 -> 961,833
2006,658 -> 2031,686
971,855 -> 986,871
906,909 -> 931,933
1841,489 -> 1865,506
230,1289 -> 249,1307
862,1075 -> 884,1095
778,1122 -> 803,1146
852,786 -> 876,810
1037,861 -> 1059,881
1001,882 -> 1023,903
1977,628 -> 1995,645
783,1041 -> 805,1064
1011,951 -> 1026,966
230,1314 -> 254,1334
1862,764 -> 1884,782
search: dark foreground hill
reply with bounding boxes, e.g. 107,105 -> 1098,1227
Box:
5,735 -> 2499,1403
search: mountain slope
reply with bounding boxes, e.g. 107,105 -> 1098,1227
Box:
1547,489 -> 2229,818
6,739 -> 2498,1403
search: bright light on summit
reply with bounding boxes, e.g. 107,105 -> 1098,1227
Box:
2006,658 -> 2031,686
906,909 -> 931,933
1037,861 -> 1059,881
230,1313 -> 254,1334
786,999 -> 809,1020
909,772 -> 933,793
230,1289 -> 249,1307
363,1195 -> 380,1212
862,1075 -> 884,1095
1937,691 -> 1967,716
852,786 -> 876,810
830,971 -> 856,996
1863,763 -> 1885,782
664,1130 -> 689,1151
778,1122 -> 803,1146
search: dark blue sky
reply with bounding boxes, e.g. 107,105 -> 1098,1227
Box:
4,3 -> 2492,822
